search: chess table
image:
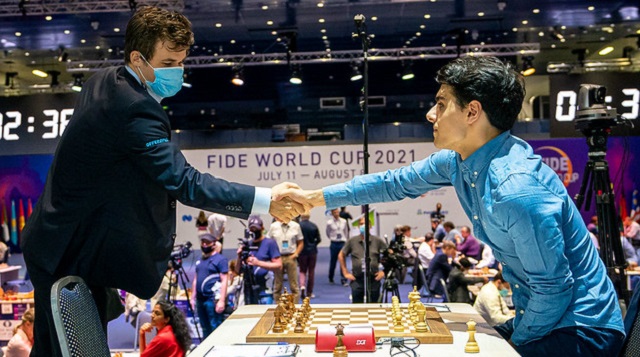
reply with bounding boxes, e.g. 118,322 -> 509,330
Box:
246,306 -> 453,344
189,303 -> 519,357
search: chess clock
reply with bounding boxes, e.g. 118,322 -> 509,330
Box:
549,72 -> 640,138
0,93 -> 78,155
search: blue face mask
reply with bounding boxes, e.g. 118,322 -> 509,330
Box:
359,226 -> 366,235
138,54 -> 184,98
499,288 -> 509,297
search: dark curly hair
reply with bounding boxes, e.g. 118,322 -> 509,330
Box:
156,300 -> 191,353
436,56 -> 525,132
124,6 -> 194,63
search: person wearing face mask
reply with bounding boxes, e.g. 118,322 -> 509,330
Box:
191,233 -> 228,338
474,272 -> 515,327
236,215 -> 282,305
20,6 -> 304,357
338,217 -> 387,303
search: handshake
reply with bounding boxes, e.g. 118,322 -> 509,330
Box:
268,182 -> 325,223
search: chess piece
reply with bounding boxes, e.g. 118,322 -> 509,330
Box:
294,317 -> 304,333
414,304 -> 428,333
333,323 -> 348,357
272,306 -> 285,333
464,319 -> 480,353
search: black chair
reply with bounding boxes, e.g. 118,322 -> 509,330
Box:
51,276 -> 110,357
440,278 -> 450,303
621,282 -> 640,356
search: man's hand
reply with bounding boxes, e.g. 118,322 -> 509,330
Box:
215,299 -> 226,313
344,272 -> 356,281
374,271 -> 385,281
270,182 -> 307,222
246,256 -> 261,267
272,183 -> 326,214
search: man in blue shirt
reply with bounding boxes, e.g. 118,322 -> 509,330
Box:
236,215 -> 282,305
277,56 -> 625,356
192,233 -> 228,337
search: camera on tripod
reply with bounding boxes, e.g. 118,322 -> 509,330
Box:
381,235 -> 406,274
238,229 -> 258,262
575,84 -> 619,134
168,241 -> 192,270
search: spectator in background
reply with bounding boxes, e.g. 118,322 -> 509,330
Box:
268,217 -> 304,303
586,215 -> 598,235
442,221 -> 462,244
195,211 -> 208,235
622,234 -> 638,269
474,272 -> 514,327
139,301 -> 191,357
456,226 -> 482,261
398,225 -> 418,284
326,208 -> 349,285
417,232 -> 436,291
339,217 -> 387,303
430,202 -> 445,222
226,260 -> 244,310
431,218 -> 446,242
208,213 -> 227,252
192,233 -> 228,338
5,308 -> 34,357
426,241 -> 457,298
474,244 -> 497,270
624,216 -> 640,257
447,258 -> 487,304
299,214 -> 321,299
236,215 -> 282,305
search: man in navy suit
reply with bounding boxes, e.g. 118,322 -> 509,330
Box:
425,241 -> 457,297
20,7 -> 302,356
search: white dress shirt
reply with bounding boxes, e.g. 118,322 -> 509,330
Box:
326,217 -> 348,243
474,282 -> 513,327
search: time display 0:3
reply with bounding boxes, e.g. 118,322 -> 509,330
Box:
0,109 -> 74,141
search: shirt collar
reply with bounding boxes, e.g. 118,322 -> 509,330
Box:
125,65 -> 163,103
458,130 -> 511,175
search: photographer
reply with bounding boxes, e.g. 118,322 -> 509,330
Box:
192,233 -> 228,338
236,215 -> 282,305
338,218 -> 387,303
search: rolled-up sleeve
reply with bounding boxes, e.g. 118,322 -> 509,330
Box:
324,150 -> 455,209
496,174 -> 573,345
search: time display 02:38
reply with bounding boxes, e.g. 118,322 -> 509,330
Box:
0,108 -> 74,141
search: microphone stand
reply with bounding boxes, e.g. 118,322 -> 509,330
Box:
353,14 -> 372,303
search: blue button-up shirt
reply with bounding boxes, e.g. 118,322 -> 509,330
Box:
324,131 -> 624,345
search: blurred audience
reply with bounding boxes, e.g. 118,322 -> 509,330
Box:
139,301 -> 191,357
5,308 -> 34,357
474,272 -> 514,327
447,258 -> 487,304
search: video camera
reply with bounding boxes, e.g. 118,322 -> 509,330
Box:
170,241 -> 192,260
381,234 -> 406,273
238,229 -> 259,262
575,84 -> 618,134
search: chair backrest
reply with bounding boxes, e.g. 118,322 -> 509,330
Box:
622,283 -> 640,356
439,278 -> 450,303
133,310 -> 157,350
51,276 -> 111,357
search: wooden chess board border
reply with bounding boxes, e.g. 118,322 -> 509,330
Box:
246,306 -> 453,344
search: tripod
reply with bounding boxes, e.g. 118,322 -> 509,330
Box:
380,268 -> 401,303
575,126 -> 628,304
240,256 -> 260,305
167,258 -> 202,342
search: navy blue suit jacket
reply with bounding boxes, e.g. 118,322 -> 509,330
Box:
21,66 -> 256,298
425,251 -> 452,296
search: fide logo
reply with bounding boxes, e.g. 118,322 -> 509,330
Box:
356,340 -> 366,345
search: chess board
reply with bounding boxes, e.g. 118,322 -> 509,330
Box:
246,306 -> 453,344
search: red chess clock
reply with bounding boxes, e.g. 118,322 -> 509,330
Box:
315,324 -> 376,352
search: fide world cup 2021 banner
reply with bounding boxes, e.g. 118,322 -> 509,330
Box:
177,136 -> 640,247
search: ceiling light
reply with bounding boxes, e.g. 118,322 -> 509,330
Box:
317,2 -> 324,7
267,20 -> 273,25
401,63 -> 414,80
478,12 -> 485,17
320,29 -> 326,33
588,6 -> 595,11
521,56 -> 535,76
114,28 -> 120,32
533,9 -> 540,14
512,28 -> 518,32
521,20 -> 528,25
215,23 -> 222,28
230,39 -> 236,44
64,30 -> 70,35
598,46 -> 614,55
371,16 -> 378,21
350,63 -> 362,81
81,39 -> 86,43
15,32 -> 21,37
231,67 -> 244,86
32,69 -> 48,78
318,18 -> 325,23
290,66 -> 302,85
45,15 -> 52,21
424,14 -> 431,19
261,5 -> 268,10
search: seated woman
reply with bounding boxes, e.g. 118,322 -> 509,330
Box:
5,308 -> 34,357
139,301 -> 191,357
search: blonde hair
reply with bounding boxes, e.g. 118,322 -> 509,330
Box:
14,307 -> 34,335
